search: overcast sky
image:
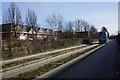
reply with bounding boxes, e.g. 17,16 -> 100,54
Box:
2,2 -> 118,35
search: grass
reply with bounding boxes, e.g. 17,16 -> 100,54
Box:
2,46 -> 86,71
2,39 -> 82,60
7,44 -> 101,80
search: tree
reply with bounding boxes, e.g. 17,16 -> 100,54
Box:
46,14 -> 64,39
46,14 -> 63,31
75,19 -> 82,32
25,9 -> 37,53
5,2 -> 22,39
57,14 -> 63,31
2,13 -> 8,24
61,21 -> 74,39
89,25 -> 98,39
3,2 -> 22,57
101,26 -> 109,37
81,20 -> 90,32
66,21 -> 74,32
46,14 -> 57,31
25,9 -> 37,41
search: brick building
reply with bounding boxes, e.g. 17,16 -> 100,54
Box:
1,23 -> 55,40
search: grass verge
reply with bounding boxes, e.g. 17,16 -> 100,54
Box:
7,44 -> 102,80
2,46 -> 86,71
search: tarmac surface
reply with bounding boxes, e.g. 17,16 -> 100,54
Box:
53,39 -> 120,80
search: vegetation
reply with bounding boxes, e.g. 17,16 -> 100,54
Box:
2,40 -> 33,60
3,2 -> 22,57
25,8 -> 37,53
101,26 -> 109,37
8,44 -> 101,80
2,38 -> 82,60
2,45 -> 85,70
2,2 -> 100,59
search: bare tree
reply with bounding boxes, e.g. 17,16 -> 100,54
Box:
101,26 -> 109,37
3,2 -> 22,57
46,14 -> 57,30
2,13 -> 8,24
66,21 -> 74,32
25,9 -> 37,53
25,9 -> 37,41
80,20 -> 90,32
89,25 -> 98,39
57,14 -> 64,31
5,2 -> 22,39
46,14 -> 64,39
75,19 -> 83,32
101,26 -> 107,32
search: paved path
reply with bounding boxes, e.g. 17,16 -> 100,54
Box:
54,39 -> 120,79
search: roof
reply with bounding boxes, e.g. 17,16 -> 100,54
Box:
0,23 -> 54,35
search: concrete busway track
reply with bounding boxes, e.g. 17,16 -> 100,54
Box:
34,44 -> 105,80
2,44 -> 87,72
2,45 -> 86,65
2,44 -> 99,78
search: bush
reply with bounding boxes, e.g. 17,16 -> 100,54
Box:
78,38 -> 83,43
2,38 -> 83,60
2,40 -> 33,59
43,38 -> 48,42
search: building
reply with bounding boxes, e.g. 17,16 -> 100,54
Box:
75,32 -> 91,44
1,23 -> 55,40
1,23 -> 12,40
75,31 -> 90,39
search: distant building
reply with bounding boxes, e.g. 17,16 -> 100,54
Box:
75,31 -> 91,44
75,31 -> 90,39
1,23 -> 12,40
1,23 -> 55,40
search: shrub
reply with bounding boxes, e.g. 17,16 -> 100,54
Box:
2,38 -> 83,59
43,38 -> 48,42
78,38 -> 82,43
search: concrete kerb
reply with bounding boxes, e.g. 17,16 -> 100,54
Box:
34,44 -> 105,80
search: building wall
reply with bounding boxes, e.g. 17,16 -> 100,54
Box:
17,33 -> 28,40
2,33 -> 10,40
75,32 -> 90,39
1,24 -> 55,41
